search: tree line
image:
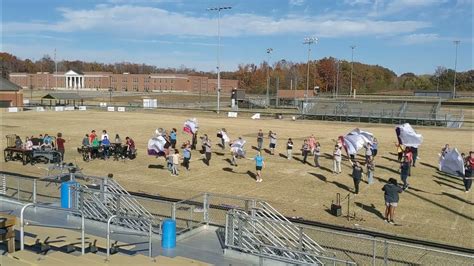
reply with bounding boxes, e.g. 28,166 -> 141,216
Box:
1,52 -> 472,94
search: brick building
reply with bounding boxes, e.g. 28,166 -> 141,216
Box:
9,70 -> 239,93
0,77 -> 23,107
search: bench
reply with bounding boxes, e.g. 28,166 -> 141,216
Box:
0,213 -> 17,253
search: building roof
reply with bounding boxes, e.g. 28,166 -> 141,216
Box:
0,77 -> 23,91
42,93 -> 84,100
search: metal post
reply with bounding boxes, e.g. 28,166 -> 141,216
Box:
20,203 -> 34,250
298,226 -> 303,251
17,178 -> 20,201
148,222 -> 152,258
203,193 -> 209,225
106,215 -> 117,261
32,179 -> 37,203
350,45 -> 356,97
304,37 -> 318,103
266,48 -> 273,106
384,240 -> 388,265
452,40 -> 460,99
372,238 -> 376,265
81,212 -> 85,255
171,203 -> 176,220
207,6 -> 232,114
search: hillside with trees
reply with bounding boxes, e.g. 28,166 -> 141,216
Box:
1,52 -> 472,94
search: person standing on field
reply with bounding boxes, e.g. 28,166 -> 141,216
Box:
204,136 -> 212,166
257,129 -> 264,151
251,151 -> 265,182
351,161 -> 363,194
400,156 -> 410,190
333,145 -> 342,174
302,139 -> 310,164
182,142 -> 191,171
171,149 -> 180,176
313,142 -> 321,167
286,138 -> 294,160
268,131 -> 277,155
367,157 -> 375,184
56,133 -> 66,161
170,128 -> 177,149
382,178 -> 403,225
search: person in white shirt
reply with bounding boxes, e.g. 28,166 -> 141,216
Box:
101,130 -> 109,141
333,145 -> 342,174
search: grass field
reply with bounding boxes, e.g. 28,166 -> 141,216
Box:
0,109 -> 472,249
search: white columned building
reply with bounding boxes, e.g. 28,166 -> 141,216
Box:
64,70 -> 85,90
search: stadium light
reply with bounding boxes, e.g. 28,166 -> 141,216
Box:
303,37 -> 318,103
266,48 -> 273,106
452,40 -> 460,99
207,6 -> 232,114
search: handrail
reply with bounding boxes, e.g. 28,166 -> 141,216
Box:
106,214 -> 153,261
21,203 -> 85,255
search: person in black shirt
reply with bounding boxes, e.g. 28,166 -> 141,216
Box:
351,161 -> 363,194
382,178 -> 403,224
286,138 -> 293,160
301,139 -> 310,164
400,157 -> 410,190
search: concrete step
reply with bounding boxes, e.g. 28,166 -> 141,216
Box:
156,255 -> 211,266
8,250 -> 61,266
1,254 -> 35,266
46,251 -> 104,266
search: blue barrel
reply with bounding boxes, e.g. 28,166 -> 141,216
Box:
161,219 -> 176,249
60,181 -> 78,208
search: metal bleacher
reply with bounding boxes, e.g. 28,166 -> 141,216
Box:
302,98 -> 464,128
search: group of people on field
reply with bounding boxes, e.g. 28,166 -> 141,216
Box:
14,133 -> 66,160
80,129 -> 136,161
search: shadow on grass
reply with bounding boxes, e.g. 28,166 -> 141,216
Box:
441,192 -> 473,205
420,162 -> 438,170
246,170 -> 257,180
377,165 -> 400,174
405,190 -> 473,220
433,180 -> 463,191
355,202 -> 385,220
330,181 -> 352,193
278,153 -> 288,159
222,167 -> 234,173
148,165 -> 164,169
309,172 -> 327,182
381,156 -> 399,163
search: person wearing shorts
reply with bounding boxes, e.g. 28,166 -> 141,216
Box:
382,178 -> 403,225
257,129 -> 264,151
253,151 -> 265,182
268,131 -> 277,155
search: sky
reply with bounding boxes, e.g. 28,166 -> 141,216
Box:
1,0 -> 473,75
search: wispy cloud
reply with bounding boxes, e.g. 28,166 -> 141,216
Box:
3,5 -> 430,38
369,0 -> 448,17
289,0 -> 306,6
120,38 -> 218,46
399,33 -> 440,44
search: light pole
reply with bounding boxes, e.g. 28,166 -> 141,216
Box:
303,37 -> 318,103
452,40 -> 460,99
350,45 -> 356,97
266,48 -> 273,106
208,6 -> 232,114
54,48 -> 58,89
